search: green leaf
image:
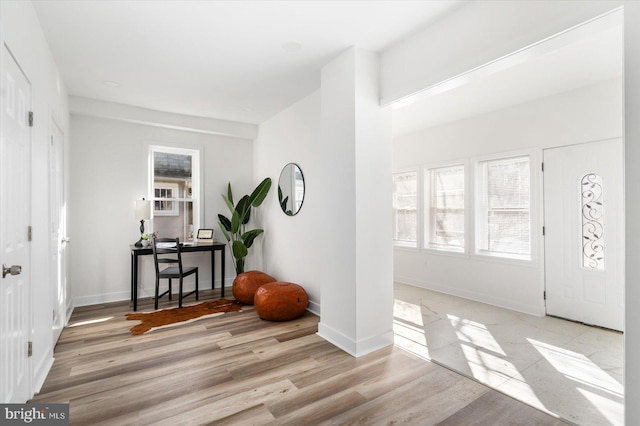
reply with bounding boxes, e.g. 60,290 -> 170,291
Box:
221,194 -> 235,214
236,195 -> 252,225
242,229 -> 264,249
218,222 -> 231,241
231,210 -> 241,233
227,182 -> 233,206
249,177 -> 272,207
280,196 -> 289,211
278,185 -> 283,203
218,214 -> 231,232
232,240 -> 248,260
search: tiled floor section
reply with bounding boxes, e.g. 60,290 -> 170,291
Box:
394,283 -> 623,426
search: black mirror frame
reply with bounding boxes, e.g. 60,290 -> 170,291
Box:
277,163 -> 305,216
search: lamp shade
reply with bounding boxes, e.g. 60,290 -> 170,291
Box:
134,199 -> 151,220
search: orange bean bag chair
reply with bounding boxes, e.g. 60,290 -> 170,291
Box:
232,270 -> 276,304
254,282 -> 308,321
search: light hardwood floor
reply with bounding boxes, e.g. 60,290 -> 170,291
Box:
33,291 -> 569,425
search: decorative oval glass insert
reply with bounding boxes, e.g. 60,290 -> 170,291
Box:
581,173 -> 604,270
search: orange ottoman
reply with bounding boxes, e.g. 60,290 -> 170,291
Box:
232,271 -> 276,305
254,282 -> 309,321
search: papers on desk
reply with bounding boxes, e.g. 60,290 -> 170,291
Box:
156,242 -> 177,249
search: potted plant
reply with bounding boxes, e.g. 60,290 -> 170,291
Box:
141,233 -> 151,247
218,178 -> 271,274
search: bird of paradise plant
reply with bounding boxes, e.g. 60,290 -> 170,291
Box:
217,178 -> 271,274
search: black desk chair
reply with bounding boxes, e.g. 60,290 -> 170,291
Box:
151,237 -> 199,309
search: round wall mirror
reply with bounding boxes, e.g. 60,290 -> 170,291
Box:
277,163 -> 305,216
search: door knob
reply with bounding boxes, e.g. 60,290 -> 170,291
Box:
2,264 -> 22,279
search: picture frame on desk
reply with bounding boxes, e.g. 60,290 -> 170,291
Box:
197,228 -> 215,242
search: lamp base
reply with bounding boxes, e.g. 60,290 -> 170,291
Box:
135,218 -> 146,247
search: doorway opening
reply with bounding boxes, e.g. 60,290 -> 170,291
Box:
390,8 -> 624,425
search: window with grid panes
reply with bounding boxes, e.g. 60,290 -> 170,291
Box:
477,156 -> 530,258
426,165 -> 465,251
150,146 -> 200,241
393,171 -> 418,246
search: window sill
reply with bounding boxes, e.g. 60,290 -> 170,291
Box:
473,251 -> 538,267
423,246 -> 466,256
393,242 -> 418,251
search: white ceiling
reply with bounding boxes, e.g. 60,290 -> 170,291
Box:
33,0 -> 463,125
392,9 -> 623,136
33,2 -> 623,133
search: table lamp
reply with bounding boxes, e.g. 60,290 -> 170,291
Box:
134,198 -> 151,247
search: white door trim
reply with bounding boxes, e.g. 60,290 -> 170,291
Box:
1,43 -> 33,403
543,138 -> 624,331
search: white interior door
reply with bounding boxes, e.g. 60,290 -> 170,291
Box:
1,46 -> 32,402
50,119 -> 67,343
544,139 -> 624,331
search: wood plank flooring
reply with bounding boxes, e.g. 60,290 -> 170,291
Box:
32,291 -> 569,425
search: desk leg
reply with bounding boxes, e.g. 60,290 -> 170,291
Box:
221,248 -> 225,298
130,252 -> 134,301
211,249 -> 215,292
133,252 -> 139,311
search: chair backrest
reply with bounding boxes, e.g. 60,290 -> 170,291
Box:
151,237 -> 183,275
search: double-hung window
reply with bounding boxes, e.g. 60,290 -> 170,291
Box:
476,155 -> 531,259
425,164 -> 465,251
393,171 -> 418,247
149,146 -> 200,241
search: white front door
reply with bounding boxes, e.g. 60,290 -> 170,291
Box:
544,139 -> 624,331
50,119 -> 67,343
0,46 -> 32,402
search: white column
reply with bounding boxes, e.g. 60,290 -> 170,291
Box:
317,47 -> 394,357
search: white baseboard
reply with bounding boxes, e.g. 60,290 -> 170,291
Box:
73,290 -> 131,307
353,330 -> 395,357
307,300 -> 320,316
73,280 -> 229,307
317,322 -> 394,358
65,300 -> 74,324
32,355 -> 54,395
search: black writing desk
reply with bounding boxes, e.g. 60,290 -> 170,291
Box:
130,242 -> 226,311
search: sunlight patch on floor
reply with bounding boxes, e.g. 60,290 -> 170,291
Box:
393,283 -> 624,425
393,299 -> 430,359
68,316 -> 113,327
448,314 -> 506,356
458,342 -> 524,386
577,387 -> 624,426
393,299 -> 424,326
394,331 -> 431,360
528,338 -> 623,396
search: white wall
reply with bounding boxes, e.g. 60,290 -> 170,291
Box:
624,2 -> 640,423
253,91 -> 322,314
0,0 -> 70,395
255,48 -> 394,357
69,105 -> 253,306
393,78 -> 622,315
